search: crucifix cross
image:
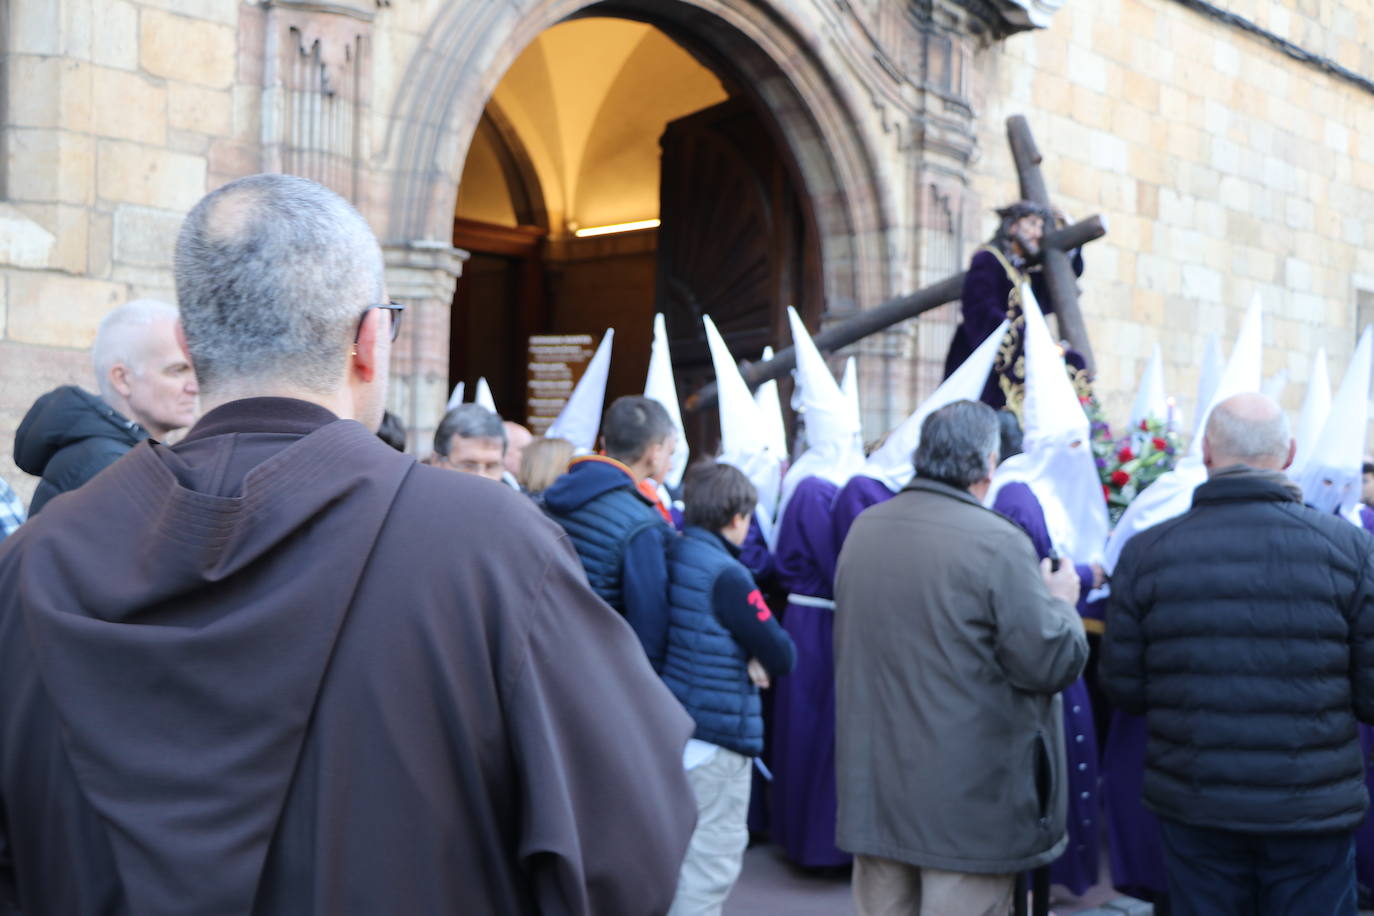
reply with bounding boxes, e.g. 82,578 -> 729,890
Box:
1007,114 -> 1098,377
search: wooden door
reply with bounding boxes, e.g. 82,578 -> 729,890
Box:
656,98 -> 821,458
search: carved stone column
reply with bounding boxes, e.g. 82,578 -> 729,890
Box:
383,242 -> 467,454
260,0 -> 375,203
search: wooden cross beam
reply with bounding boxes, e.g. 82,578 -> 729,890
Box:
685,215 -> 1108,411
1006,114 -> 1098,376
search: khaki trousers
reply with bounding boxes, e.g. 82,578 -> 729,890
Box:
853,854 -> 1015,916
667,748 -> 752,916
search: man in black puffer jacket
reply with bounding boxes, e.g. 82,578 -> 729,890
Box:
1103,392 -> 1374,915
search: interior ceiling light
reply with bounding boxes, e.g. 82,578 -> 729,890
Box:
573,218 -> 661,238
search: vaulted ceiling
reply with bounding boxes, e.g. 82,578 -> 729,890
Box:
454,18 -> 729,234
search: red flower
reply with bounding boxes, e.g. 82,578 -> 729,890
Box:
1111,469 -> 1131,487
1117,446 -> 1135,462
1139,420 -> 1149,431
1102,484 -> 1111,501
1152,436 -> 1168,451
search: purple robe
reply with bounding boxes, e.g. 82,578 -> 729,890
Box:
1102,711 -> 1166,898
944,248 -> 1084,409
770,475 -> 850,867
832,474 -> 897,547
993,482 -> 1101,895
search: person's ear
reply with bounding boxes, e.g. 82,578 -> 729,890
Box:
352,308 -> 382,383
109,363 -> 133,398
1282,438 -> 1296,471
1201,434 -> 1214,468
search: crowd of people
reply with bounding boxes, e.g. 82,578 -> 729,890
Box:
1,174 -> 1373,916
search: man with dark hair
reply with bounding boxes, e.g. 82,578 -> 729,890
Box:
543,395 -> 679,669
942,201 -> 1085,411
664,463 -> 795,914
834,399 -> 1085,915
0,174 -> 696,915
432,403 -> 507,481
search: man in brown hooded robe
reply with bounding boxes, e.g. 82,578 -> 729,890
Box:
0,173 -> 696,916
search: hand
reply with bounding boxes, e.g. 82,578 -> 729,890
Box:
747,658 -> 771,690
1042,556 -> 1081,606
1090,562 -> 1106,590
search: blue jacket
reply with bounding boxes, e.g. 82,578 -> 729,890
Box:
663,527 -> 795,757
542,457 -> 673,669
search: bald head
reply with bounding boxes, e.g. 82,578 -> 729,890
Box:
1202,392 -> 1295,473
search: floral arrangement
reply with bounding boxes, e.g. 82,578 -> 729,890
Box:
1089,402 -> 1183,524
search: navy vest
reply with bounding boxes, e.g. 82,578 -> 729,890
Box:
547,485 -> 661,613
662,527 -> 762,757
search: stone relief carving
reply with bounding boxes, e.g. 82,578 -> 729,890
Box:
260,1 -> 374,201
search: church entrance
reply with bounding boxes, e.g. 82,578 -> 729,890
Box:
447,11 -> 822,455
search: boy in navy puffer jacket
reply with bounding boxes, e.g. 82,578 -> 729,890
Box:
663,463 -> 795,916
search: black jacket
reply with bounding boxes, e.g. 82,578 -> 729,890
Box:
13,386 -> 147,515
1102,469 -> 1374,834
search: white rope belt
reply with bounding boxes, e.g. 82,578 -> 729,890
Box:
788,594 -> 836,610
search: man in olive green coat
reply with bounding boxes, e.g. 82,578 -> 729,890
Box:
834,400 -> 1086,915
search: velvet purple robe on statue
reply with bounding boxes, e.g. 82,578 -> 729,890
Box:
832,474 -> 897,548
944,248 -> 1084,410
993,481 -> 1101,896
770,475 -> 851,868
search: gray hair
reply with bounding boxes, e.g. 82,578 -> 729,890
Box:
1205,392 -> 1291,464
92,299 -> 181,401
174,173 -> 385,395
434,404 -> 507,456
914,400 -> 1000,489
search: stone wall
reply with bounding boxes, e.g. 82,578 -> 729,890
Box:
966,0 -> 1374,438
3,0 -> 1371,503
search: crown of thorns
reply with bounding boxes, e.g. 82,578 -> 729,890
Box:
995,201 -> 1052,223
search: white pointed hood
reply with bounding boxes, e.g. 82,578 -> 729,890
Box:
445,381 -> 465,412
644,313 -> 688,488
474,377 -> 497,414
754,346 -> 789,467
545,330 -> 613,454
1103,296 -> 1264,572
704,315 -> 783,542
1128,345 -> 1168,427
777,307 -> 864,521
841,357 -> 860,428
988,285 -> 1107,562
1300,327 -> 1373,517
1190,334 -> 1224,442
1290,347 -> 1330,478
863,320 -> 1008,494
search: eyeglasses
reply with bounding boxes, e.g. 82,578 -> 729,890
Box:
356,301 -> 406,343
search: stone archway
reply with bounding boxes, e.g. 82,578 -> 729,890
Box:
383,0 -> 892,315
378,0 -> 894,448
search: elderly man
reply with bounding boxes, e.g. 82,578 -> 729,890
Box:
432,403 -> 507,482
834,399 -> 1085,916
13,299 -> 199,514
0,174 -> 695,915
1102,392 -> 1374,915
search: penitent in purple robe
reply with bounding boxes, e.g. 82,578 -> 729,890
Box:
770,475 -> 851,868
993,482 -> 1101,896
832,474 -> 897,547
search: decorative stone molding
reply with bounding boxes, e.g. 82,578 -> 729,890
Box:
260,0 -> 374,201
952,0 -> 1066,38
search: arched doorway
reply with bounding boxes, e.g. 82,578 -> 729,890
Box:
385,0 -> 891,453
447,14 -> 823,454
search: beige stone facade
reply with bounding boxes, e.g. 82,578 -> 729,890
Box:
1,0 -> 1371,502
